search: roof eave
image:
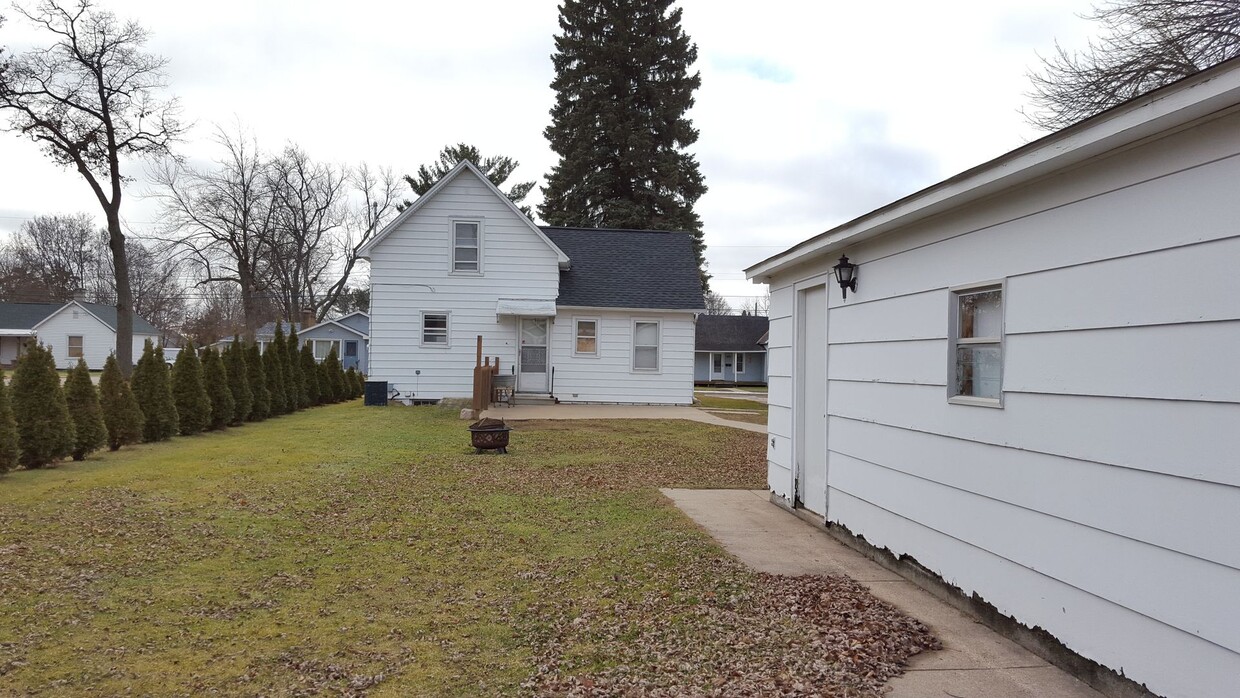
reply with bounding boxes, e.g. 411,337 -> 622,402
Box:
746,58 -> 1240,281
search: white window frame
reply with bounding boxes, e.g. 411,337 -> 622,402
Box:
735,352 -> 745,374
312,339 -> 341,361
631,319 -> 661,373
421,311 -> 451,348
67,335 -> 84,359
450,219 -> 483,275
573,316 -> 599,357
948,280 -> 1005,408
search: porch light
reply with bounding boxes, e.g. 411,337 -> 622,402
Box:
833,255 -> 858,299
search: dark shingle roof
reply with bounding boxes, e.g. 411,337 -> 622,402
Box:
541,227 -> 706,310
695,314 -> 770,352
0,301 -> 160,335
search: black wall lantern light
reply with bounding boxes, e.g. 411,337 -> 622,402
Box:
833,255 -> 858,299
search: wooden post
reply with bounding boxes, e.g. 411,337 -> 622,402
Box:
471,335 -> 485,419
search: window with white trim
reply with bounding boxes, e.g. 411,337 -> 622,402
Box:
313,339 -> 341,361
422,312 -> 449,346
452,221 -> 480,273
950,283 -> 1004,404
632,321 -> 660,371
574,318 -> 598,355
68,335 -> 83,359
735,353 -> 745,374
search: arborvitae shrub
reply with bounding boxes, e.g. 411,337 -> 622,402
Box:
11,343 -> 74,468
171,341 -> 211,436
64,359 -> 106,461
247,342 -> 270,421
299,344 -> 321,406
224,339 -> 252,424
285,326 -> 307,410
318,360 -> 334,404
0,373 -> 19,473
99,354 -> 143,451
202,347 -> 234,431
265,325 -> 288,415
345,367 -> 360,399
324,347 -> 345,402
131,340 -> 178,442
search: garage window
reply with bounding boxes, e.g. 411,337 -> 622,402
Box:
949,281 -> 1004,406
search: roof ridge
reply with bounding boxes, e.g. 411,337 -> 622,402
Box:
540,226 -> 693,235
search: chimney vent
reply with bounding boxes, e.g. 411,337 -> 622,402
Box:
300,309 -> 316,329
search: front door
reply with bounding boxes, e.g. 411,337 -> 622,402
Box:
795,285 -> 829,517
518,318 -> 549,393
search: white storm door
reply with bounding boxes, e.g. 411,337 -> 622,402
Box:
518,318 -> 549,393
795,285 -> 829,517
711,352 -> 724,380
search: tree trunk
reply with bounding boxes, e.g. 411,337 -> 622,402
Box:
239,266 -> 259,340
107,210 -> 135,377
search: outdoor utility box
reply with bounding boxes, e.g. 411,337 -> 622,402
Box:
364,380 -> 388,407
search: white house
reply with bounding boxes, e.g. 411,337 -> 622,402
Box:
746,59 -> 1240,698
0,300 -> 163,369
359,161 -> 705,404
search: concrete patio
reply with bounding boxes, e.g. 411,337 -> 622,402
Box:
663,488 -> 1104,698
482,403 -> 766,433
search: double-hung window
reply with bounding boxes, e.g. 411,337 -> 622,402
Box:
632,320 -> 660,371
452,221 -> 480,273
735,353 -> 746,374
313,339 -> 340,361
949,282 -> 1004,405
67,335 -> 84,359
575,318 -> 598,356
422,312 -> 449,346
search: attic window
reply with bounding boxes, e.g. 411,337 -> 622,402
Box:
452,221 -> 481,273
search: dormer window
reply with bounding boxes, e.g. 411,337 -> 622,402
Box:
452,220 -> 481,273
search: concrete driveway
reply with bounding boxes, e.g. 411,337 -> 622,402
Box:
663,489 -> 1105,698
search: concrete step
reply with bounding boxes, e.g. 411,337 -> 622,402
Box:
511,393 -> 556,406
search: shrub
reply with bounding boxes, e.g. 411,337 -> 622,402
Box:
11,343 -> 74,468
224,339 -> 252,424
299,343 -> 321,406
247,342 -> 270,421
265,324 -> 288,416
202,347 -> 234,431
286,325 -> 307,410
131,340 -> 178,442
171,341 -> 211,436
323,347 -> 345,402
0,373 -> 18,473
345,367 -> 360,399
64,359 -> 106,461
317,359 -> 335,404
99,354 -> 143,451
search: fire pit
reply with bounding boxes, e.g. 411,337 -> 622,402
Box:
468,418 -> 512,454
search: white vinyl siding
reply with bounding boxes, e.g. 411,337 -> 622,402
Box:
551,310 -> 695,405
631,320 -> 660,372
421,312 -> 449,347
451,220 -> 481,273
761,107 -> 1240,698
33,303 -> 158,370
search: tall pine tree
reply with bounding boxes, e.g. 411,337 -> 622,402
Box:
246,342 -> 271,421
265,326 -> 288,415
131,341 -> 178,442
171,341 -> 211,435
539,0 -> 709,289
0,373 -> 19,473
98,354 -> 143,451
64,359 -> 106,461
224,339 -> 252,424
285,326 -> 307,410
11,344 -> 74,468
299,343 -> 321,406
201,347 -> 234,431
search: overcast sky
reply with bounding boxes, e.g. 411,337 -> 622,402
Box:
0,0 -> 1097,306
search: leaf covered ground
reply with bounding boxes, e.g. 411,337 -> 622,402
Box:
0,403 -> 936,696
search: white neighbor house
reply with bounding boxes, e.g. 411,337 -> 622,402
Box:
746,59 -> 1240,698
0,300 -> 162,369
359,161 -> 704,404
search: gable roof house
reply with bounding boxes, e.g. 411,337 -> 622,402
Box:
746,58 -> 1240,698
359,160 -> 705,405
694,314 -> 769,385
0,300 -> 162,369
298,312 -> 369,373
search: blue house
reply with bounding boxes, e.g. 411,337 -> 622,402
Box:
299,311 -> 369,373
693,314 -> 768,385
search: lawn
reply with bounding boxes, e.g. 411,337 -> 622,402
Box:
0,402 -> 934,695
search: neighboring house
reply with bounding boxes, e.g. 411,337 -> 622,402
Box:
0,300 -> 162,369
745,59 -> 1240,698
299,311 -> 369,372
693,314 -> 768,385
359,160 -> 705,404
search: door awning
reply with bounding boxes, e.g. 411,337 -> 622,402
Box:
496,298 -> 557,317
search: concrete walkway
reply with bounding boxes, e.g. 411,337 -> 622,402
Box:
663,489 -> 1104,698
482,403 -> 766,433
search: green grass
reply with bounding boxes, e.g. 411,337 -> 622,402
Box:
0,402 -> 767,695
693,393 -> 768,412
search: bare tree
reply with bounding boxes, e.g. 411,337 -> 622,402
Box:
314,163 -> 398,319
95,238 -> 187,333
703,290 -> 732,315
0,213 -> 98,302
1026,0 -> 1240,130
741,291 -> 770,317
0,0 -> 183,374
150,126 -> 274,337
